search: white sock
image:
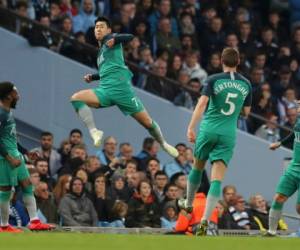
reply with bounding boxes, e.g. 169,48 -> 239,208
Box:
23,196 -> 39,221
202,195 -> 220,221
0,201 -> 9,226
78,106 -> 97,134
268,208 -> 282,234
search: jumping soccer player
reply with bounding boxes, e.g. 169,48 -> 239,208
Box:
178,48 -> 252,235
0,82 -> 54,232
266,107 -> 300,236
70,17 -> 178,158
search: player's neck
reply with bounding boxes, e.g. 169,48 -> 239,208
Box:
0,101 -> 10,112
223,66 -> 237,73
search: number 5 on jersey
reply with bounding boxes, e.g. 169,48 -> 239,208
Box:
221,92 -> 238,116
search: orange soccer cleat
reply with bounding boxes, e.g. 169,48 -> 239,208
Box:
28,219 -> 56,231
0,224 -> 23,233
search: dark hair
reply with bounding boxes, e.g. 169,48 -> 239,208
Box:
39,12 -> 50,21
137,180 -> 152,193
170,172 -> 185,184
142,137 -> 155,151
119,142 -> 131,149
41,131 -> 53,138
221,47 -> 239,67
154,170 -> 167,179
34,157 -> 48,167
69,177 -> 84,195
163,183 -> 177,194
70,129 -> 82,136
146,157 -> 160,166
125,159 -> 138,167
16,0 -> 28,9
0,81 -> 15,100
95,16 -> 111,28
175,143 -> 186,149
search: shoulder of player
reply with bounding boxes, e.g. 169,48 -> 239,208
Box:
235,73 -> 251,87
206,73 -> 226,83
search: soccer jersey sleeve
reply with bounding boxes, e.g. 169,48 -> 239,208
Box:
201,76 -> 214,97
113,33 -> 134,44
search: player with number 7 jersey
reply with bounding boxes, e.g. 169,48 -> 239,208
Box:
178,48 -> 252,236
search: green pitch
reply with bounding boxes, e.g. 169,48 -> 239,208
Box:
1,233 -> 299,250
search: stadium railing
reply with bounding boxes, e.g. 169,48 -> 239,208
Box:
0,6 -> 294,139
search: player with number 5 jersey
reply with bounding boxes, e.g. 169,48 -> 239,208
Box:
70,16 -> 178,158
178,48 -> 252,236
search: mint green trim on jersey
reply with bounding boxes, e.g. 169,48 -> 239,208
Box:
71,100 -> 86,111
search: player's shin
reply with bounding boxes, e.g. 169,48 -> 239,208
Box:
202,180 -> 221,221
147,120 -> 165,145
268,201 -> 284,234
71,101 -> 97,133
22,185 -> 38,221
0,191 -> 11,226
186,168 -> 203,207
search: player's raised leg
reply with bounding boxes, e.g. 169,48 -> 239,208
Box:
131,110 -> 179,158
70,89 -> 103,147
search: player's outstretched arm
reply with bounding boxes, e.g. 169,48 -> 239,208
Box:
269,132 -> 294,150
84,74 -> 100,83
187,95 -> 209,143
105,34 -> 134,48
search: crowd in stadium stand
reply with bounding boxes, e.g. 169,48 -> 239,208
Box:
9,129 -> 288,232
1,0 -> 300,147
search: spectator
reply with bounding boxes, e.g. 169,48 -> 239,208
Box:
57,144 -> 87,176
124,159 -> 138,180
161,183 -> 179,208
27,13 -> 58,51
69,129 -> 83,147
256,27 -> 278,67
34,158 -> 56,191
178,12 -> 195,36
127,171 -> 147,194
170,172 -> 187,199
49,1 -> 62,30
86,155 -> 102,182
249,193 -> 288,231
73,168 -> 92,194
53,174 -> 72,206
92,174 -> 113,225
153,171 -> 168,203
33,0 -> 50,20
160,201 -> 178,229
136,46 -> 154,87
107,200 -> 128,228
72,0 -> 96,33
163,143 -> 192,178
249,67 -> 264,93
152,17 -> 181,55
59,177 -> 98,226
255,113 -> 281,142
173,70 -> 194,109
29,168 -> 40,189
167,54 -> 182,80
60,0 -> 78,17
34,182 -> 59,224
132,18 -> 151,46
206,52 -> 222,75
126,36 -> 141,63
106,174 -> 131,203
136,138 -> 160,171
146,157 -> 161,182
182,50 -> 207,83
31,131 -> 61,177
126,180 -> 161,228
238,21 -> 255,61
57,139 -> 71,166
271,65 -> 294,98
280,106 -> 297,149
220,194 -> 259,230
96,136 -> 118,166
225,33 -> 239,50
188,78 -> 202,108
148,0 -> 178,37
222,185 -> 237,207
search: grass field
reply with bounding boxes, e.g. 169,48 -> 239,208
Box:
0,233 -> 300,250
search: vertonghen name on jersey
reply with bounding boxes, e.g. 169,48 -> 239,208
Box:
214,81 -> 249,99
